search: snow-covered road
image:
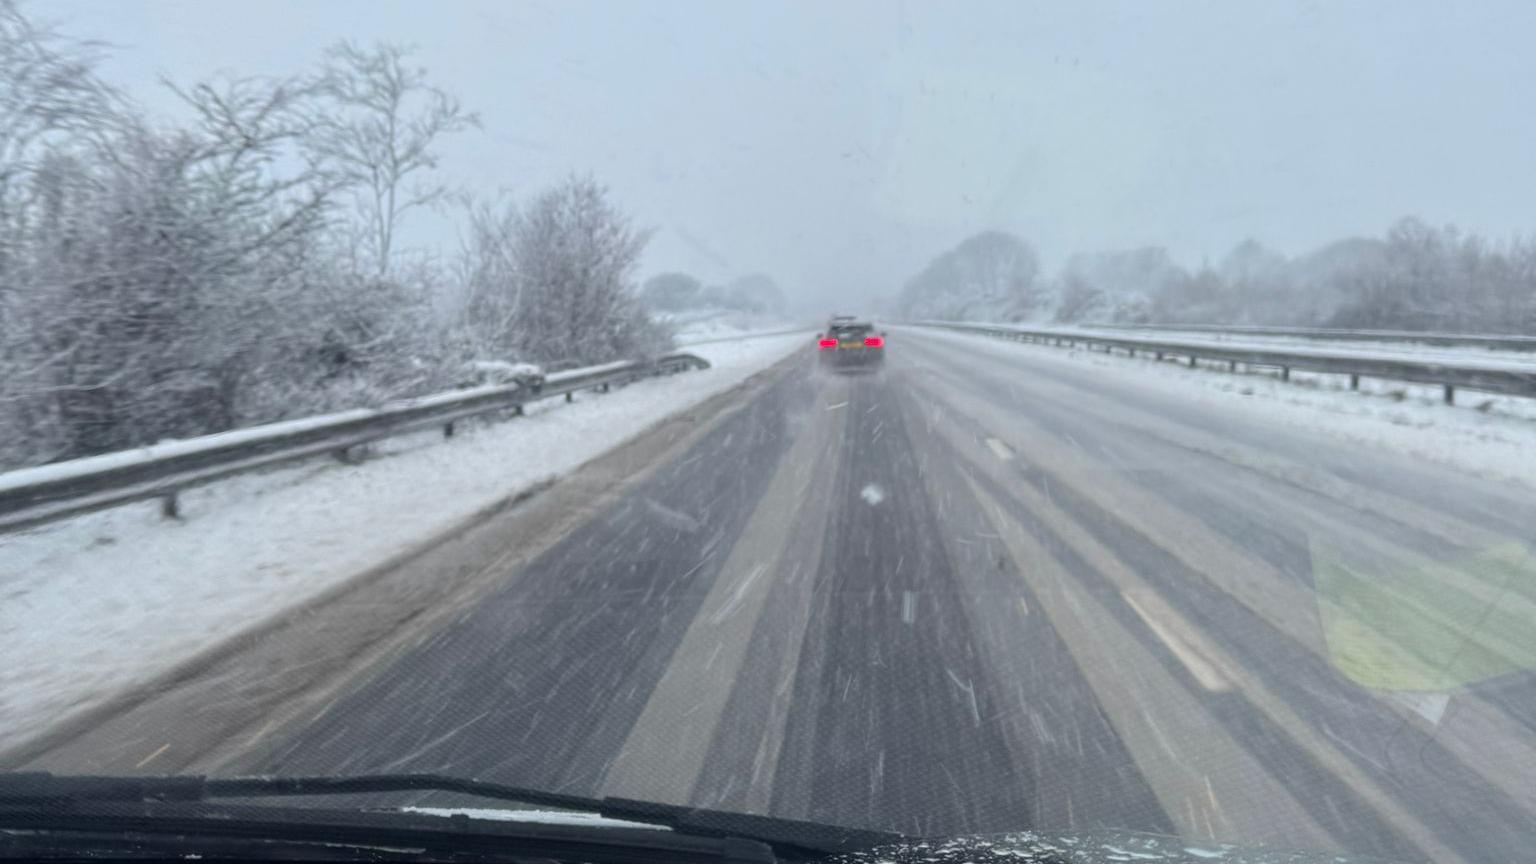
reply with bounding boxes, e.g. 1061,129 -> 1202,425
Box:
0,333 -> 806,751
19,326 -> 1533,862
910,326 -> 1536,486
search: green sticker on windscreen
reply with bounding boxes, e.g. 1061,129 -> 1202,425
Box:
1312,541 -> 1536,691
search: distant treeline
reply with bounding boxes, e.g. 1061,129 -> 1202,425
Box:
899,218 -> 1536,335
638,271 -> 787,316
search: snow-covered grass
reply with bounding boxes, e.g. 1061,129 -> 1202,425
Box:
0,333 -> 805,752
670,312 -> 802,345
910,327 -> 1536,489
946,320 -> 1536,373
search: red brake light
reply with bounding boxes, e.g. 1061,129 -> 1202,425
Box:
864,336 -> 884,348
818,338 -> 838,349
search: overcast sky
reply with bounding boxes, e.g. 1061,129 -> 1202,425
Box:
40,0 -> 1536,311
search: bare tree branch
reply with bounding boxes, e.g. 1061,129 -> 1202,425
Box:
305,40 -> 479,276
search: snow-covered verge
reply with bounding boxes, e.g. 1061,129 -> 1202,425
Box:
669,312 -> 801,345
0,334 -> 806,752
942,321 -> 1536,373
909,327 -> 1536,489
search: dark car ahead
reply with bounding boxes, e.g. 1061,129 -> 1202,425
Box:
817,320 -> 885,372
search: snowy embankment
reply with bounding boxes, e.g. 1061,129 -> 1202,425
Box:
913,326 -> 1536,488
670,313 -> 803,345
0,333 -> 806,752
948,320 -> 1536,374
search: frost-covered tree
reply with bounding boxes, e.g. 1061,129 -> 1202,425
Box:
511,177 -> 668,363
454,196 -> 523,356
305,41 -> 479,276
1052,247 -> 1184,323
1039,221 -> 1536,333
899,230 -> 1041,321
0,1 -> 118,272
0,2 -> 124,463
458,177 -> 669,366
0,6 -> 462,466
0,4 -> 676,471
22,72 -> 339,457
639,271 -> 703,312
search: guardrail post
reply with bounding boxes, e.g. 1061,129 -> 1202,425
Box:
160,492 -> 180,520
565,392 -> 573,403
1155,351 -> 1164,361
513,403 -> 524,416
334,444 -> 367,465
444,420 -> 455,438
1444,384 -> 1455,405
1187,355 -> 1196,368
1229,360 -> 1237,372
1350,374 -> 1360,390
1281,366 -> 1290,382
601,382 -> 610,393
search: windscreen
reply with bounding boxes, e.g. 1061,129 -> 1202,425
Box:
2,4 -> 1534,864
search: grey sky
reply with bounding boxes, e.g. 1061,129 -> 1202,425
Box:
41,0 -> 1536,311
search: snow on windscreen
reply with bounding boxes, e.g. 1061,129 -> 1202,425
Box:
402,808 -> 667,831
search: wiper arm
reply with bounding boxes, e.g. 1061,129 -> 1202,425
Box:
0,772 -> 901,858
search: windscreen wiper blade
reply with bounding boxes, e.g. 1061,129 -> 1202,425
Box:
0,797 -> 778,863
0,772 -> 902,858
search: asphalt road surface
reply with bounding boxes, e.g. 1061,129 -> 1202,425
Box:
30,328 -> 1536,863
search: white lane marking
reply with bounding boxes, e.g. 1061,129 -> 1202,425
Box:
985,437 -> 1015,460
901,590 -> 917,624
1122,591 -> 1232,692
1141,709 -> 1176,759
643,498 -> 702,533
708,564 -> 766,626
1386,691 -> 1451,727
825,401 -> 849,411
860,483 -> 885,505
134,743 -> 170,769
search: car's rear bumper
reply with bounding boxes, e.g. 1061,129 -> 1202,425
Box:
822,349 -> 884,370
